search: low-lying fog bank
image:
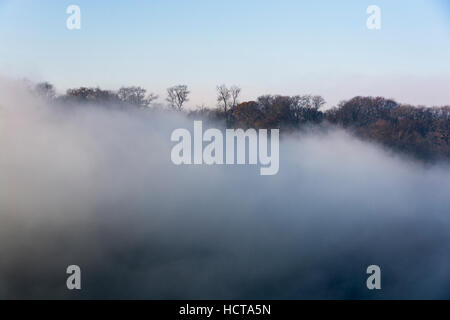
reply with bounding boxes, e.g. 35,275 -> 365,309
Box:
1,79 -> 449,299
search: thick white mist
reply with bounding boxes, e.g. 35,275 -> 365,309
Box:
0,78 -> 449,299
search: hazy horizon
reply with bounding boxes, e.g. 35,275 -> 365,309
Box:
1,0 -> 449,108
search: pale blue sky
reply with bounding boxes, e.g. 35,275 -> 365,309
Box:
0,0 -> 449,108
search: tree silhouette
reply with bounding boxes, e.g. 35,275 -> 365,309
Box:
167,85 -> 190,111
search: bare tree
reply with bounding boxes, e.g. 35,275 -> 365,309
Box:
230,85 -> 241,109
146,93 -> 159,105
299,94 -> 312,109
216,84 -> 231,114
118,86 -> 158,108
312,95 -> 326,110
289,95 -> 303,123
167,85 -> 190,111
288,94 -> 325,124
217,84 -> 241,126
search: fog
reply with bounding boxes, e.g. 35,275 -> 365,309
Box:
1,78 -> 450,299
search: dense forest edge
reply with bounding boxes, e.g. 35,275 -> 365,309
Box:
26,82 -> 450,162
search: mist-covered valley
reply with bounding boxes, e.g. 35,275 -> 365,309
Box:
1,79 -> 450,299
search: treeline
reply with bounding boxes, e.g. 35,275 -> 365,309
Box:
191,88 -> 449,162
33,82 -> 450,162
34,82 -> 185,109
